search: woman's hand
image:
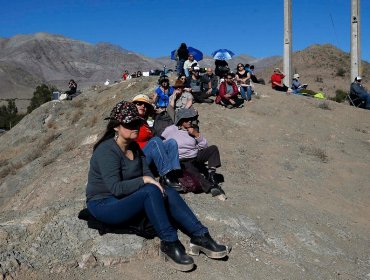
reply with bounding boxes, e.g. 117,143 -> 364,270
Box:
143,176 -> 165,194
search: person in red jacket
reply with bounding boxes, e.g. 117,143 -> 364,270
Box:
271,68 -> 290,93
132,94 -> 182,191
215,73 -> 244,109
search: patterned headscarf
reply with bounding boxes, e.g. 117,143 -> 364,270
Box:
106,101 -> 144,124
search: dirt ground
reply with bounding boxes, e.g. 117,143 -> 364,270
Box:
1,78 -> 370,280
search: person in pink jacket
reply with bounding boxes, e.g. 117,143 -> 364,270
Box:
161,108 -> 225,197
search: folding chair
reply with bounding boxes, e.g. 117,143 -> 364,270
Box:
347,92 -> 366,108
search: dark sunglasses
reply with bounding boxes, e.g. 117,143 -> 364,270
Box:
135,101 -> 147,106
238,65 -> 244,68
121,120 -> 142,130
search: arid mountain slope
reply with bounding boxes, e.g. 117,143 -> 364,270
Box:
0,77 -> 369,280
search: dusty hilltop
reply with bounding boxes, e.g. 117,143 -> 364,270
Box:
0,77 -> 369,280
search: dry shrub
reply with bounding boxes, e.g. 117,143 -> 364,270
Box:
299,145 -> 328,163
85,115 -> 98,128
42,131 -> 57,146
318,101 -> 331,110
71,99 -> 85,108
71,110 -> 83,124
47,120 -> 58,129
64,140 -> 77,152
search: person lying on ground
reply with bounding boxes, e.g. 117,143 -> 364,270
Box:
216,72 -> 244,109
162,108 -> 226,197
201,67 -> 219,96
85,101 -> 229,271
185,66 -> 213,104
350,76 -> 370,110
236,63 -> 253,102
132,94 -> 182,191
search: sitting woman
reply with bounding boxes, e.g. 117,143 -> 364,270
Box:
235,63 -> 252,102
86,101 -> 228,271
132,94 -> 182,191
291,73 -> 308,94
162,108 -> 225,197
152,76 -> 174,113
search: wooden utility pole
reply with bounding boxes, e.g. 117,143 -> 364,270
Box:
351,0 -> 361,82
284,0 -> 292,87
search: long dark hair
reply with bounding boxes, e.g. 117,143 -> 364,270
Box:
93,119 -> 120,151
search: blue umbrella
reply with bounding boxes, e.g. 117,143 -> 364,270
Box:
171,46 -> 203,61
211,49 -> 235,60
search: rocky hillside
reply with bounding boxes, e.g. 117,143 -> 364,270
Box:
0,77 -> 369,280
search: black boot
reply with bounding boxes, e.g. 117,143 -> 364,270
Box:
160,174 -> 183,192
160,240 -> 194,271
208,171 -> 220,188
189,232 -> 228,259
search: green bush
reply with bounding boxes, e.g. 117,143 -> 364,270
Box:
330,89 -> 347,103
27,84 -> 56,113
336,68 -> 346,77
0,100 -> 25,130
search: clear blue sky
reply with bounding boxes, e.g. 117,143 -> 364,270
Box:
1,0 -> 369,62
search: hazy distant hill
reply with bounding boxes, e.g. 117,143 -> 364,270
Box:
0,33 -> 166,105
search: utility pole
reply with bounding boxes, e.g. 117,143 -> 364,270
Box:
351,0 -> 361,82
284,0 -> 292,87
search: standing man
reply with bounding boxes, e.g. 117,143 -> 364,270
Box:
175,43 -> 189,75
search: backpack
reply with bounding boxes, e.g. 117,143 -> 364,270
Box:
153,111 -> 174,137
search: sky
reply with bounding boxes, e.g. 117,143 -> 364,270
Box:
0,0 -> 369,62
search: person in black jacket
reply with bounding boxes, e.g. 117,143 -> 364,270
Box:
175,43 -> 189,75
350,76 -> 370,109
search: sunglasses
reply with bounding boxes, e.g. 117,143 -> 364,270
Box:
238,65 -> 244,68
121,120 -> 142,130
180,78 -> 186,80
135,101 -> 147,106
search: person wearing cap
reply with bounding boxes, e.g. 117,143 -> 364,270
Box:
271,68 -> 290,93
183,54 -> 198,77
185,66 -> 214,104
350,76 -> 370,109
152,76 -> 174,113
168,80 -> 194,121
291,73 -> 308,94
132,94 -> 182,191
162,108 -> 225,197
86,101 -> 229,271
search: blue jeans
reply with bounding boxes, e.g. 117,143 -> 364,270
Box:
177,60 -> 185,74
240,86 -> 252,101
87,185 -> 208,242
142,137 -> 180,176
358,92 -> 370,109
